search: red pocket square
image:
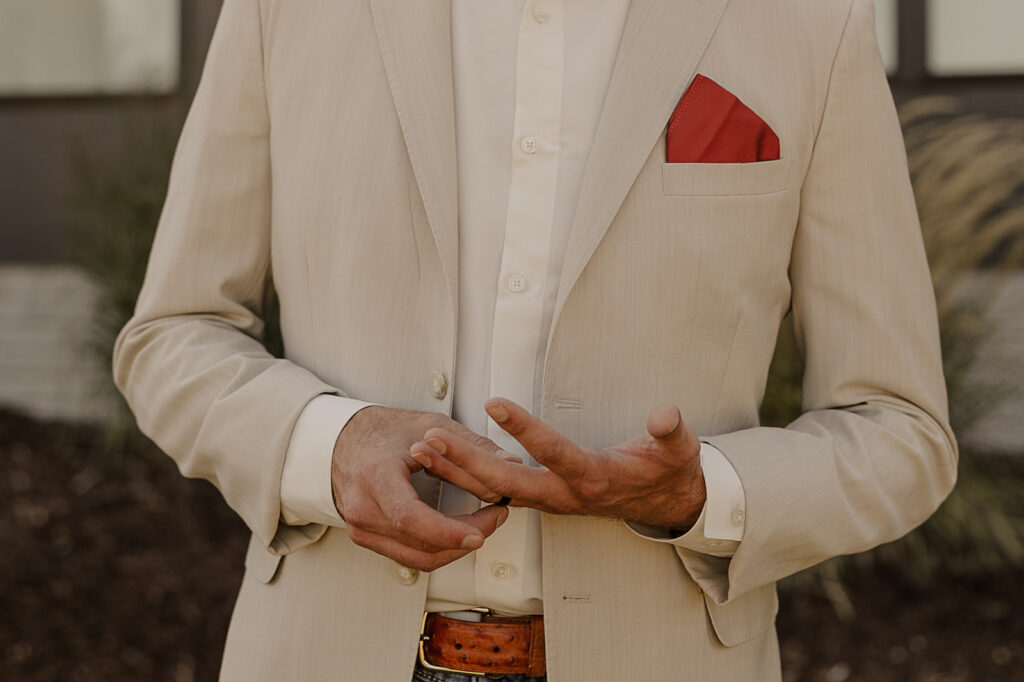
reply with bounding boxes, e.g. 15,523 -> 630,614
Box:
666,75 -> 780,163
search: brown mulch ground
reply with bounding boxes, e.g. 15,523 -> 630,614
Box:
2,409 -> 1022,682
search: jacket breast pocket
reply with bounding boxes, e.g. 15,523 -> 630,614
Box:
662,158 -> 792,196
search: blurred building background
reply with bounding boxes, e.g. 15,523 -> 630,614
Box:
0,0 -> 1022,449
0,0 -> 215,420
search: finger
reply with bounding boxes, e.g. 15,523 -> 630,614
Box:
484,398 -> 589,478
386,495 -> 492,550
453,503 -> 511,536
646,404 -> 682,439
422,427 -> 566,506
346,526 -> 474,573
409,441 -> 505,503
446,421 -> 504,456
347,503 -> 510,572
346,497 -> 479,553
645,404 -> 697,455
366,470 -> 495,550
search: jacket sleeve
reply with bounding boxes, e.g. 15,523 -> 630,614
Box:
112,0 -> 340,556
678,0 -> 958,604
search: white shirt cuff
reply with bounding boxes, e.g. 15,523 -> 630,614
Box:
279,395 -> 377,527
625,442 -> 746,557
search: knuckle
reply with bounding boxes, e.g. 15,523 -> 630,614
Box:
565,496 -> 587,514
407,556 -> 434,573
390,508 -> 414,535
576,476 -> 609,501
346,526 -> 371,548
489,478 -> 514,497
365,463 -> 399,492
474,435 -> 498,451
343,502 -> 373,528
541,434 -> 566,455
422,414 -> 451,431
354,466 -> 378,491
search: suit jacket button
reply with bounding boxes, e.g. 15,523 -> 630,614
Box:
391,561 -> 420,586
430,371 -> 448,400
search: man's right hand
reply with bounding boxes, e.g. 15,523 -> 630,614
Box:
331,405 -> 510,572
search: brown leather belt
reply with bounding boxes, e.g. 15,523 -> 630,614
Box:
419,611 -> 546,677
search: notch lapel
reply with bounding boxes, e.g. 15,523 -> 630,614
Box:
370,0 -> 459,316
552,0 -> 731,329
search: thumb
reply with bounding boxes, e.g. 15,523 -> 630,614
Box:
646,404 -> 693,454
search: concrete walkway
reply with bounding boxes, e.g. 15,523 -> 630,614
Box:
0,264 -> 114,422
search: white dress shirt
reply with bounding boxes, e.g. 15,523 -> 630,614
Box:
280,0 -> 745,615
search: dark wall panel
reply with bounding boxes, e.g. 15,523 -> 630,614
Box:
0,0 -> 1020,263
0,0 -> 223,263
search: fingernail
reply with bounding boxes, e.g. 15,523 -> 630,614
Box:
496,507 -> 510,527
410,451 -> 431,469
462,534 -> 484,550
425,437 -> 446,455
487,402 -> 509,423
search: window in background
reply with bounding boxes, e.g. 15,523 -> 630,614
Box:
874,0 -> 899,75
927,0 -> 1024,76
0,0 -> 180,96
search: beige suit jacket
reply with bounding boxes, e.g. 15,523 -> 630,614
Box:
113,0 -> 958,679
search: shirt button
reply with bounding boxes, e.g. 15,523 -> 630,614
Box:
507,274 -> 528,293
430,370 -> 448,400
731,509 -> 745,526
390,561 -> 420,586
704,540 -> 722,548
492,562 -> 512,580
520,136 -> 537,154
533,6 -> 549,23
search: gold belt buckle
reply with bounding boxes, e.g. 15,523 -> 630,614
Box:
418,608 -> 504,679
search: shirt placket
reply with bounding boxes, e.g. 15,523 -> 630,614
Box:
473,0 -> 564,613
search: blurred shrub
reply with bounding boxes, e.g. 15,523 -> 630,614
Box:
68,108 -> 282,444
770,97 -> 1024,600
68,108 -> 178,443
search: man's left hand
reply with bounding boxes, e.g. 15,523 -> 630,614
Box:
410,399 -> 707,530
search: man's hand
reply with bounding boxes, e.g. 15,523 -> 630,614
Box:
411,399 -> 707,530
331,406 -> 512,572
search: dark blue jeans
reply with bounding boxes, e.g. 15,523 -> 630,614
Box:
413,660 -> 546,682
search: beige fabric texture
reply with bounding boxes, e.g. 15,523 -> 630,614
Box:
112,0 -> 958,679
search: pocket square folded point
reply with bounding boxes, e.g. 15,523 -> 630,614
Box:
667,74 -> 780,163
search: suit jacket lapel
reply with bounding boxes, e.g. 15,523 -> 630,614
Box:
553,0 -> 731,327
370,0 -> 459,317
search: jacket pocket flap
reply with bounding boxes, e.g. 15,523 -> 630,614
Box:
244,533 -> 283,584
703,582 -> 778,647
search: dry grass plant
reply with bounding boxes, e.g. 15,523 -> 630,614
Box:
772,97 -> 1024,608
